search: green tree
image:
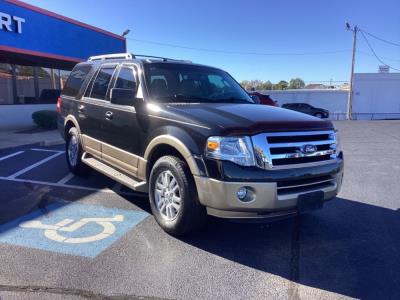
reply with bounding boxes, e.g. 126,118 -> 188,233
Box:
259,80 -> 273,90
288,78 -> 305,89
274,80 -> 289,90
240,80 -> 274,91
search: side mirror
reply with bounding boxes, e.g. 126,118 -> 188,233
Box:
110,87 -> 137,106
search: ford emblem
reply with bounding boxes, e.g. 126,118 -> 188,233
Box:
300,144 -> 317,155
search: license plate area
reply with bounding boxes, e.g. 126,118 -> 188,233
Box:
297,191 -> 324,213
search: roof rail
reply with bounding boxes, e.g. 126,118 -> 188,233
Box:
134,54 -> 192,63
88,53 -> 135,61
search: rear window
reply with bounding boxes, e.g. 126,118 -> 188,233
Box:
90,67 -> 116,100
62,65 -> 92,97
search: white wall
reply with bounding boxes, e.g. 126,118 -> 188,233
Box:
258,89 -> 348,120
259,73 -> 400,120
0,104 -> 56,131
353,73 -> 400,120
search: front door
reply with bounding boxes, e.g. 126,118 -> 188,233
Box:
100,65 -> 142,177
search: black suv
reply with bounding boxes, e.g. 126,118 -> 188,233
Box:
282,103 -> 329,118
58,53 -> 343,235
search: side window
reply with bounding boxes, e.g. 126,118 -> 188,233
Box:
90,67 -> 116,100
62,65 -> 92,97
115,67 -> 136,90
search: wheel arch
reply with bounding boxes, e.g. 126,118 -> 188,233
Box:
64,115 -> 81,137
141,135 -> 202,181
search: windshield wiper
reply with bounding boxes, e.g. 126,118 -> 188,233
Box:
215,97 -> 252,104
173,94 -> 211,102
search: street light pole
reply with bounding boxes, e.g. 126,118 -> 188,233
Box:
122,29 -> 130,53
346,23 -> 358,120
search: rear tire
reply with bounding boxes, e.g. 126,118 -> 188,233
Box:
149,155 -> 206,236
66,127 -> 90,176
314,113 -> 323,118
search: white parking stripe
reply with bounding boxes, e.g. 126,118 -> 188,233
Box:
31,148 -> 64,153
0,151 -> 25,162
57,172 -> 75,184
8,151 -> 65,179
0,176 -> 136,196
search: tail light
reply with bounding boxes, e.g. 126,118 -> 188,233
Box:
57,97 -> 62,113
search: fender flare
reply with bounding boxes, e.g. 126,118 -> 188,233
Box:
140,135 -> 201,179
64,115 -> 81,135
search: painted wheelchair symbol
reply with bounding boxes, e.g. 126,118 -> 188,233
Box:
19,215 -> 124,244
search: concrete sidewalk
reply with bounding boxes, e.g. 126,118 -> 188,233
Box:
0,128 -> 64,150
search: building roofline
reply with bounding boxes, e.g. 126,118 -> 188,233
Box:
5,0 -> 126,41
0,45 -> 83,63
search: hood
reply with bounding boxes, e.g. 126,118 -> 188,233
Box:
161,103 -> 333,135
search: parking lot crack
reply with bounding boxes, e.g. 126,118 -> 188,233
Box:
0,284 -> 168,300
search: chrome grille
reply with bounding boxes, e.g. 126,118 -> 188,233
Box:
252,131 -> 338,169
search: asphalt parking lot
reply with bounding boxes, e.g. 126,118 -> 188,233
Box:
0,121 -> 399,300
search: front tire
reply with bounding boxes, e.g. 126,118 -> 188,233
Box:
66,127 -> 90,176
314,112 -> 323,118
149,155 -> 206,236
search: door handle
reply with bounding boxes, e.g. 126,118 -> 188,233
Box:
78,104 -> 85,112
105,111 -> 113,120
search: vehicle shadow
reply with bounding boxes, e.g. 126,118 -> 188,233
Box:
178,197 -> 400,299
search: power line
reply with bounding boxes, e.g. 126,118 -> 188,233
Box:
360,28 -> 400,47
357,50 -> 400,62
127,37 -> 349,56
359,30 -> 400,72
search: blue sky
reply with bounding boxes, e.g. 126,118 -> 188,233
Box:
25,0 -> 400,83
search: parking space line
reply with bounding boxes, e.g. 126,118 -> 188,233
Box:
31,148 -> 64,153
57,172 -> 75,184
0,151 -> 24,161
0,176 -> 136,196
8,151 -> 65,179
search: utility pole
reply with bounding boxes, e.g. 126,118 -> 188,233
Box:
346,23 -> 358,120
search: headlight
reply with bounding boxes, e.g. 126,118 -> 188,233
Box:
330,130 -> 342,156
205,136 -> 255,166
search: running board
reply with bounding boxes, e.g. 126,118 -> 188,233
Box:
82,155 -> 148,193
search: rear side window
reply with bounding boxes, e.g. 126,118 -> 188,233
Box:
62,65 -> 92,97
115,67 -> 136,89
90,67 -> 116,100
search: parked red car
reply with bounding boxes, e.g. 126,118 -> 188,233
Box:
249,92 -> 278,106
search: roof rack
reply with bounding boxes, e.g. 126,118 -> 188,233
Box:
134,54 -> 192,63
87,53 -> 192,63
88,53 -> 135,61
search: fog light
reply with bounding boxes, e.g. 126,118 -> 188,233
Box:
237,187 -> 248,200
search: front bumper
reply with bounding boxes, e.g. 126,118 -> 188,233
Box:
194,167 -> 343,219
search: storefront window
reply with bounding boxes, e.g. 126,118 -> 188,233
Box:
0,63 -> 14,105
15,65 -> 36,104
0,65 -> 73,105
60,69 -> 71,90
37,67 -> 61,104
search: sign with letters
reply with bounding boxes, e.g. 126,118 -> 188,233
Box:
0,1 -> 125,60
0,11 -> 25,33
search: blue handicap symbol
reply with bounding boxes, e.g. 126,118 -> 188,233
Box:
0,202 -> 148,257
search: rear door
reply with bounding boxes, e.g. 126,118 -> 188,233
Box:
80,64 -> 117,159
100,64 -> 142,176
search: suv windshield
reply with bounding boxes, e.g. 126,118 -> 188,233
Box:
144,63 -> 254,104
